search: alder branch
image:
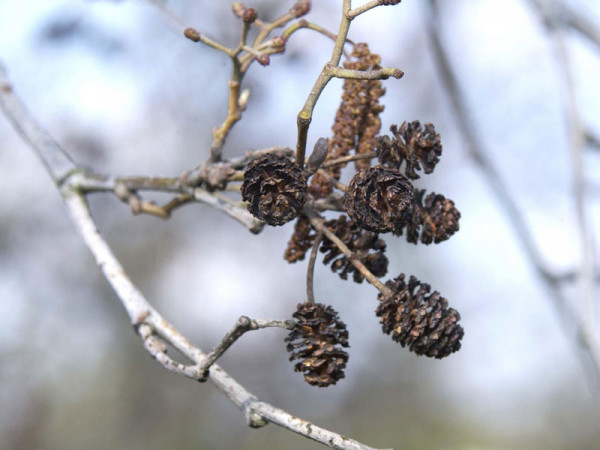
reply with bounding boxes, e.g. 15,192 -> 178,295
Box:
66,170 -> 263,231
306,231 -> 323,304
427,0 -> 600,384
0,63 -> 76,183
0,63 -> 389,450
348,0 -> 402,20
305,207 -> 393,297
196,316 -> 295,381
295,0 -> 404,167
527,0 -> 600,384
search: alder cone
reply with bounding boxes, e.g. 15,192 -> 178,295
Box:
376,274 -> 463,358
285,302 -> 349,387
377,121 -> 442,179
344,165 -> 416,233
420,192 -> 460,244
242,153 -> 307,226
394,190 -> 460,245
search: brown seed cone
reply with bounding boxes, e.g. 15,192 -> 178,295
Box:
377,121 -> 442,179
420,192 -> 460,244
321,215 -> 388,283
285,302 -> 349,387
394,190 -> 460,245
284,215 -> 316,263
344,165 -> 416,233
376,274 -> 463,358
242,153 -> 307,226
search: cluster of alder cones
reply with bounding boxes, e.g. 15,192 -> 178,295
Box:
242,44 -> 464,388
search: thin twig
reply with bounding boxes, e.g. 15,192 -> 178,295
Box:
321,152 -> 377,169
305,207 -> 392,297
316,169 -> 348,192
294,0 -> 403,167
0,64 -> 77,183
530,0 -> 600,384
348,0 -> 401,19
306,232 -> 323,303
194,188 -> 264,233
196,316 -> 294,381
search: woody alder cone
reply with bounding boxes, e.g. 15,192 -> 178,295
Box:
376,274 -> 463,358
242,153 -> 307,226
344,165 -> 416,233
377,121 -> 442,180
394,190 -> 461,245
285,302 -> 349,387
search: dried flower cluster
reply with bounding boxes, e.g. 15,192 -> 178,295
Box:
238,36 -> 463,386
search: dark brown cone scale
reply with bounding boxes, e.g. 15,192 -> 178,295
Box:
344,165 -> 416,233
420,192 -> 460,244
242,153 -> 307,226
377,121 -> 442,180
376,274 -> 463,358
285,302 -> 349,387
394,190 -> 460,245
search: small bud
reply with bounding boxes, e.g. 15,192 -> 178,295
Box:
238,89 -> 250,111
184,28 -> 200,42
306,138 -> 328,175
232,2 -> 245,17
270,36 -> 286,48
256,54 -> 270,66
242,8 -> 257,23
290,0 -> 311,17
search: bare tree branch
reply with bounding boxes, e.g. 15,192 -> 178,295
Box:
527,0 -> 600,387
0,63 -> 390,450
426,0 -> 600,384
196,316 -> 295,381
0,63 -> 77,184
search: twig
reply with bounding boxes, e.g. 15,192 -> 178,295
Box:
316,169 -> 348,192
306,231 -> 323,303
295,0 -> 404,167
0,63 -> 389,450
0,64 -> 77,184
529,0 -> 600,384
560,2 -> 600,52
196,316 -> 294,381
194,188 -> 264,233
321,152 -> 377,169
348,0 -> 402,20
305,207 -> 393,297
